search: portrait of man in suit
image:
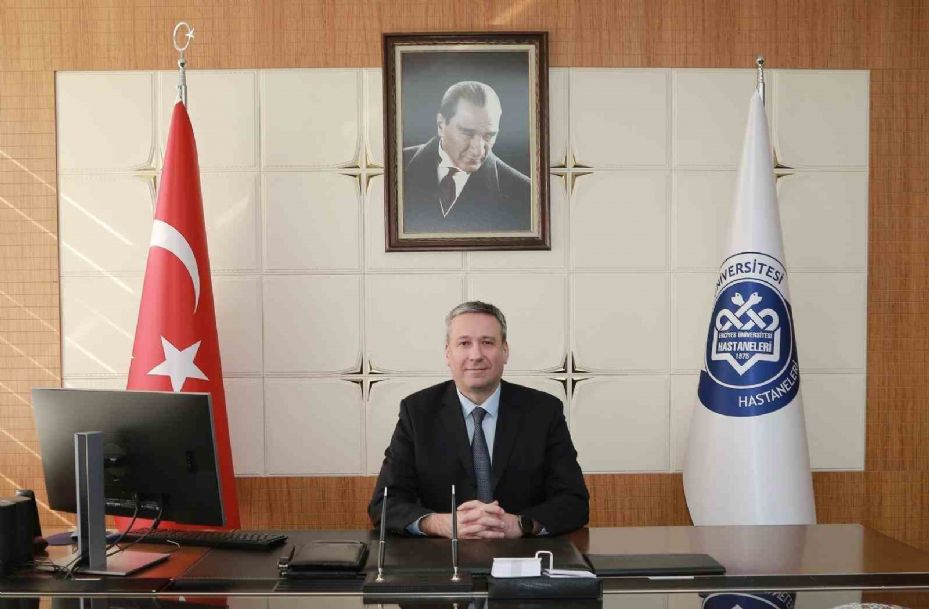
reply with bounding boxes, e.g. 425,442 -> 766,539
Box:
401,81 -> 532,235
368,301 -> 589,538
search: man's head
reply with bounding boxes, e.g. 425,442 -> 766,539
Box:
437,81 -> 503,173
445,301 -> 509,402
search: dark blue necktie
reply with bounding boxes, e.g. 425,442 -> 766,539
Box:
471,407 -> 493,502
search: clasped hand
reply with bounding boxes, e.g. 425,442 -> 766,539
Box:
421,500 -> 521,539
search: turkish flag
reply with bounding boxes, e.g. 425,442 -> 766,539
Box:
125,101 -> 240,529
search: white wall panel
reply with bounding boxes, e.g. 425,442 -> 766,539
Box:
802,373 -> 866,470
59,175 -> 155,274
365,378 -> 446,474
57,72 -> 155,171
61,275 -> 142,375
468,274 -> 567,371
573,273 -> 669,372
265,379 -> 363,474
224,378 -> 265,475
673,69 -> 759,168
790,272 -> 867,371
261,70 -> 360,168
669,373 -> 699,472
779,172 -> 869,271
571,69 -> 669,167
672,171 -> 735,271
774,70 -> 869,168
365,69 -> 384,167
671,272 -> 716,372
366,274 -> 464,372
572,376 -> 670,472
572,172 -> 669,270
262,275 -> 361,373
158,70 -> 258,169
264,173 -> 361,271
201,172 -> 260,272
549,68 -> 570,167
213,276 -> 263,375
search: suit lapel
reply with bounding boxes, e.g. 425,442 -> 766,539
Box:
438,382 -> 475,481
457,153 -> 499,207
491,381 -> 522,491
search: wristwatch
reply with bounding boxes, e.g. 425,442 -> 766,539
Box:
518,514 -> 534,537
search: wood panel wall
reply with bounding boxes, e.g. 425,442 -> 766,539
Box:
2,0 -> 927,550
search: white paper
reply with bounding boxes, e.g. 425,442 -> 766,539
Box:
544,568 -> 597,578
491,557 -> 541,578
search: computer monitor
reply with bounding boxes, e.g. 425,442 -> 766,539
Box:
33,388 -> 225,527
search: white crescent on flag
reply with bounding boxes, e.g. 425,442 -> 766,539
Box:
150,219 -> 201,312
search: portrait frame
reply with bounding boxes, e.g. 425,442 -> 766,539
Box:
384,32 -> 549,251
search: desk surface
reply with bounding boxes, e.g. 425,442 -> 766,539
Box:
5,524 -> 929,597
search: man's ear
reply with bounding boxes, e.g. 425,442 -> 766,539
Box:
502,341 -> 509,364
436,113 -> 445,136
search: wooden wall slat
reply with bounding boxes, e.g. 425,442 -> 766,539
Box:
2,0 -> 928,550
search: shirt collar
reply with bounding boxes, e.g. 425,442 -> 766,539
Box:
457,383 -> 501,420
437,141 -> 460,172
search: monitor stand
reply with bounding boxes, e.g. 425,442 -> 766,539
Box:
66,432 -> 168,576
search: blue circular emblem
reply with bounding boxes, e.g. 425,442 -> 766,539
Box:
698,252 -> 800,417
703,593 -> 796,609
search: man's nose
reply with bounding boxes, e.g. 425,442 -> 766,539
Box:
467,343 -> 485,359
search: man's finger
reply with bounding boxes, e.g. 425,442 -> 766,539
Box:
456,509 -> 485,525
476,528 -> 505,539
457,500 -> 488,511
480,502 -> 504,515
459,523 -> 490,537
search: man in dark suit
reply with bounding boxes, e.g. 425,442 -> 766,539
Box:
368,302 -> 589,538
401,81 -> 532,234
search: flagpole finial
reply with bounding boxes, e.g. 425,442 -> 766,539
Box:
173,21 -> 195,106
756,55 -> 766,106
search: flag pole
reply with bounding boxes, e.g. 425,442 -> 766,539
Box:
756,55 -> 766,106
173,21 -> 195,106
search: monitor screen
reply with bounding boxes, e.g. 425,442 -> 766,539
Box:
33,388 -> 224,527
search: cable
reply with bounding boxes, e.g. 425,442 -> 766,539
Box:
105,499 -> 141,554
107,503 -> 164,558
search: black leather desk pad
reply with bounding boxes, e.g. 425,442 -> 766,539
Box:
381,536 -> 589,575
173,531 -> 587,583
585,553 -> 725,576
0,578 -> 171,595
171,530 -> 369,590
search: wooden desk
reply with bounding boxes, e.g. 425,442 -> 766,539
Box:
3,524 -> 929,597
567,524 -> 929,592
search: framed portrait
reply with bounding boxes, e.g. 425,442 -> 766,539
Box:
383,32 -> 549,251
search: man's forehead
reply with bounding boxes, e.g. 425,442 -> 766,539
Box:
448,313 -> 504,338
452,99 -> 501,123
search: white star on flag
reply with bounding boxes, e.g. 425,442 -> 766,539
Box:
147,336 -> 208,392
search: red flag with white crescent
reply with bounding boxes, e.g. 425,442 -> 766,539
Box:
125,101 -> 240,529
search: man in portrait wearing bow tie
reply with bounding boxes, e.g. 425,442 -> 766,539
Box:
400,81 -> 532,234
369,301 -> 589,538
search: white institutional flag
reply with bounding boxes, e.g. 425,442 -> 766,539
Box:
683,91 -> 816,527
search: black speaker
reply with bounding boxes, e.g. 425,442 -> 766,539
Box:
14,489 -> 45,554
0,496 -> 34,576
14,489 -> 41,539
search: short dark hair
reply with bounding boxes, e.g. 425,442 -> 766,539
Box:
439,81 -> 501,121
445,301 -> 507,343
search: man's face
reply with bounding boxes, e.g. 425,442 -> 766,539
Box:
445,313 -> 509,398
437,99 -> 501,173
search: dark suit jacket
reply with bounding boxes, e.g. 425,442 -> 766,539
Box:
402,137 -> 532,234
368,380 -> 589,536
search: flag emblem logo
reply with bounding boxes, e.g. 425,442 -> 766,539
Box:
699,252 -> 799,418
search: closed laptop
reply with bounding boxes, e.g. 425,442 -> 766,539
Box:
584,553 -> 725,576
